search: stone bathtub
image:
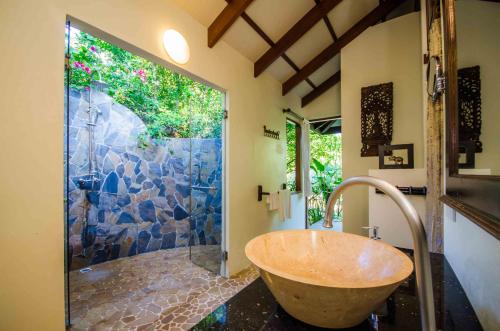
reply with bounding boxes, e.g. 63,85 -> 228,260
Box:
245,229 -> 413,329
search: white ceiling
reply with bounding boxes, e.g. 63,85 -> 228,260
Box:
172,0 -> 379,98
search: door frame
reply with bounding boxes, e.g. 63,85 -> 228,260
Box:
305,116 -> 342,229
64,17 -> 230,326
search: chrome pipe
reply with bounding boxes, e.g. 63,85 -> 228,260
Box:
323,176 -> 436,331
190,186 -> 217,190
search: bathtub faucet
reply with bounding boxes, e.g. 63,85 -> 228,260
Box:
323,176 -> 436,331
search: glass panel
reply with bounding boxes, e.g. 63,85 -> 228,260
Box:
189,88 -> 225,274
64,20 -> 71,327
65,23 -> 226,328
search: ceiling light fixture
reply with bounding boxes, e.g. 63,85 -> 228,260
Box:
163,29 -> 190,65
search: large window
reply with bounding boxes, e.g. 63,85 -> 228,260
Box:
286,119 -> 302,192
68,27 -> 223,139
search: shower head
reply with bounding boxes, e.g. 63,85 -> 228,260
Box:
91,79 -> 108,92
90,70 -> 108,92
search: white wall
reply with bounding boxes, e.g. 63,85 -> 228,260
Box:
0,0 -> 305,329
302,84 -> 341,119
444,206 -> 500,331
455,0 -> 500,175
368,169 -> 426,249
340,12 -> 424,235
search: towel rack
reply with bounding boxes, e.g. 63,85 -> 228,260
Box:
258,184 -> 286,201
263,126 -> 280,140
375,186 -> 427,196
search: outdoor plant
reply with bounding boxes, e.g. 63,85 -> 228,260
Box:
310,158 -> 342,202
308,130 -> 342,225
68,28 -> 224,139
285,124 -> 342,225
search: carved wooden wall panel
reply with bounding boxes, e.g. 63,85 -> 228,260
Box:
360,82 -> 393,156
458,65 -> 482,153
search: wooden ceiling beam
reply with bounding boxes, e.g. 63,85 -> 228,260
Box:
314,0 -> 338,41
240,12 -> 316,89
301,71 -> 340,107
254,0 -> 343,77
284,0 -> 405,95
208,0 -> 255,48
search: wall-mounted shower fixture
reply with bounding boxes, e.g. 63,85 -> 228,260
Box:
78,74 -> 109,259
78,74 -> 108,191
77,174 -> 101,191
427,55 -> 445,103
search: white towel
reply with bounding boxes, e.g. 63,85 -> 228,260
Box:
266,192 -> 279,211
278,189 -> 291,221
301,119 -> 312,197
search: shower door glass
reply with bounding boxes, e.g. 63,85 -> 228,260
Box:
188,89 -> 225,274
65,21 -> 227,329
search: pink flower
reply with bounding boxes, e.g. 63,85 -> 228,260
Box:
89,46 -> 96,52
134,69 -> 147,83
73,61 -> 91,74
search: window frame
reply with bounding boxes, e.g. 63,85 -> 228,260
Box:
286,118 -> 302,193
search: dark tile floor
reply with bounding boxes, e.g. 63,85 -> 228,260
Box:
192,252 -> 484,331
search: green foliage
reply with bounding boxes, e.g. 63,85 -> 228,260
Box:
136,132 -> 150,149
308,130 -> 342,225
310,157 -> 342,202
285,121 -> 298,191
307,202 -> 324,224
68,28 -> 223,139
285,123 -> 343,211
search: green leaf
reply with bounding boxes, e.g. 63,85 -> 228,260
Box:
312,158 -> 325,172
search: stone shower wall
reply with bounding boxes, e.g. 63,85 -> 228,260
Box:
67,88 -> 222,271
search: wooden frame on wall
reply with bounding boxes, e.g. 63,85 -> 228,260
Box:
441,0 -> 500,240
378,144 -> 414,169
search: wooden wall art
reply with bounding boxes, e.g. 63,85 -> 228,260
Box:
458,65 -> 482,153
361,82 -> 393,157
378,144 -> 414,169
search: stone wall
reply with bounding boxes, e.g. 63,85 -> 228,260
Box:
67,88 -> 222,270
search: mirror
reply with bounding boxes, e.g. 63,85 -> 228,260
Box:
442,0 -> 500,238
455,0 -> 500,175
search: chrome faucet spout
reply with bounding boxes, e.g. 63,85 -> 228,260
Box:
323,176 -> 436,331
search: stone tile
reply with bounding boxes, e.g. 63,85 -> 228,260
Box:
69,247 -> 257,331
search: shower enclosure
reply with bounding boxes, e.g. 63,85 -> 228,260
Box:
64,21 -> 226,324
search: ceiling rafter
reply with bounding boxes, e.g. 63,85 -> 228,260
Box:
254,0 -> 343,77
239,12 -> 316,89
208,0 -> 255,48
283,0 -> 405,95
314,0 -> 338,41
320,120 -> 337,134
301,71 -> 340,107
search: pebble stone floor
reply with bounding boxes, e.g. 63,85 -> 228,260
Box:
69,247 -> 258,330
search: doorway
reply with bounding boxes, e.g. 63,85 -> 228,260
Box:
307,117 -> 343,231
